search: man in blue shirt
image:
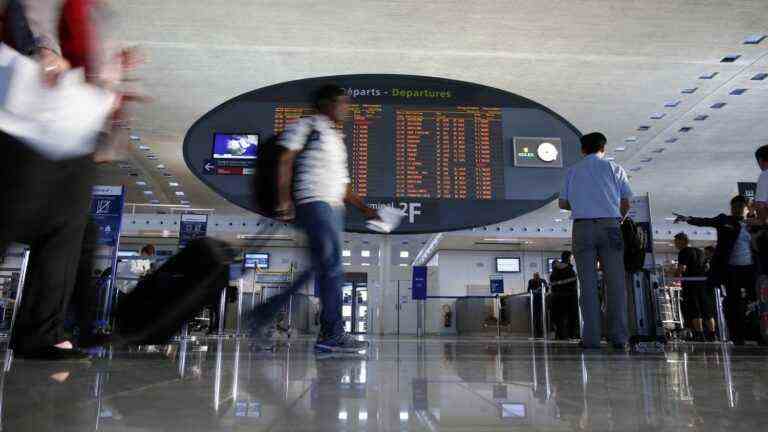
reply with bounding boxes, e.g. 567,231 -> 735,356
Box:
559,132 -> 633,349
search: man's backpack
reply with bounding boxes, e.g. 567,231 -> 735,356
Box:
252,134 -> 284,218
252,126 -> 317,218
622,217 -> 647,273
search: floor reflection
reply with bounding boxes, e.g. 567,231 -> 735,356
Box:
0,338 -> 767,431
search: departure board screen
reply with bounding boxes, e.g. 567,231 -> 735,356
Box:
184,74 -> 582,233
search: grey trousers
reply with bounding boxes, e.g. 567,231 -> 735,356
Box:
572,219 -> 629,348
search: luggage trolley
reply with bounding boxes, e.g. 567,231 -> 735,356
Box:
249,268 -> 296,341
649,268 -> 685,340
0,246 -> 31,349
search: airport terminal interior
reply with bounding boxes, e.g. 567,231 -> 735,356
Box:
1,0 -> 768,430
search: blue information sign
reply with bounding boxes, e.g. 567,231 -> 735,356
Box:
179,214 -> 208,247
89,186 -> 125,247
490,275 -> 504,294
412,266 -> 427,300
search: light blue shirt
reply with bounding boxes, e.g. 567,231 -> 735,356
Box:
560,154 -> 633,219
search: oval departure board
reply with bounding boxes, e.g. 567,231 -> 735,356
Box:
183,74 -> 582,234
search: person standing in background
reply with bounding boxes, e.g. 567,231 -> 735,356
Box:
550,251 -> 580,340
559,132 -> 633,350
528,272 -> 548,338
675,196 -> 755,345
674,233 -> 715,341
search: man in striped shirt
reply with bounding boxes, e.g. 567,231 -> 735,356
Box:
277,84 -> 377,353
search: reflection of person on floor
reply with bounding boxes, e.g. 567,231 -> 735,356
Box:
550,252 -> 580,340
528,273 -> 548,337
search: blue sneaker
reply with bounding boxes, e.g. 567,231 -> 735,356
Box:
314,333 -> 369,353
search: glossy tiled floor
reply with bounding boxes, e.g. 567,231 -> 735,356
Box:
1,337 -> 767,431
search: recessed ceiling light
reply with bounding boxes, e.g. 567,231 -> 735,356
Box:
650,113 -> 666,120
168,182 -> 180,187
751,73 -> 767,81
637,126 -> 650,131
179,200 -> 191,205
624,136 -> 638,143
342,250 -> 351,257
640,157 -> 653,163
652,148 -> 666,153
361,250 -> 371,257
629,167 -> 642,172
730,88 -> 748,95
135,181 -> 147,186
129,135 -> 140,141
679,126 -> 693,133
665,137 -> 678,143
143,190 -> 154,195
146,155 -> 158,160
694,114 -> 709,121
710,102 -> 727,109
361,263 -> 371,267
681,87 -> 698,94
605,156 -> 615,161
156,164 -> 166,169
399,263 -> 408,267
615,147 -> 627,152
138,145 -> 150,151
174,191 -> 185,196
343,262 -> 351,266
665,100 -> 681,108
744,34 -> 766,45
400,251 -> 410,258
699,72 -> 718,80
720,54 -> 741,63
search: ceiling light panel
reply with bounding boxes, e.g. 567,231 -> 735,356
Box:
730,88 -> 748,95
665,100 -> 681,108
751,73 -> 767,81
681,87 -> 698,94
694,115 -> 709,121
699,72 -> 718,80
720,54 -> 741,63
650,113 -> 666,119
665,137 -> 678,143
744,34 -> 766,44
637,126 -> 650,131
710,102 -> 727,109
679,127 -> 693,133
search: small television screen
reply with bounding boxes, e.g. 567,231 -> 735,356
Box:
500,403 -> 526,418
496,257 -> 521,273
212,133 -> 259,159
244,253 -> 269,269
547,258 -> 557,273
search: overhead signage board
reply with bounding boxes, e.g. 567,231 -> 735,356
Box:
184,74 -> 583,234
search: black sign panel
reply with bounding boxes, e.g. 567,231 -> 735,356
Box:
183,74 -> 582,233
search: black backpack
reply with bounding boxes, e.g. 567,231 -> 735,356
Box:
622,217 -> 647,273
252,134 -> 284,217
252,128 -> 317,218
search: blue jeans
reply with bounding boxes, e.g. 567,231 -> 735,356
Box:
296,201 -> 345,339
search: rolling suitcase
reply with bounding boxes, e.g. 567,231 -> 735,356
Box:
115,238 -> 233,344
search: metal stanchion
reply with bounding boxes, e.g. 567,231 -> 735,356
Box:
529,292 -> 535,339
236,278 -> 244,337
218,288 -> 227,336
496,296 -> 501,338
714,285 -> 729,343
541,288 -> 548,340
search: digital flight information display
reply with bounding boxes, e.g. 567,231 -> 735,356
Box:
184,75 -> 582,233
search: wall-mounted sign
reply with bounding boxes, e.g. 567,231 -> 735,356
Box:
184,74 -> 582,233
412,266 -> 428,300
490,274 -> 505,294
179,214 -> 208,248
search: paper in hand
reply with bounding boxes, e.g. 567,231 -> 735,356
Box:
0,44 -> 117,160
366,206 -> 406,233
